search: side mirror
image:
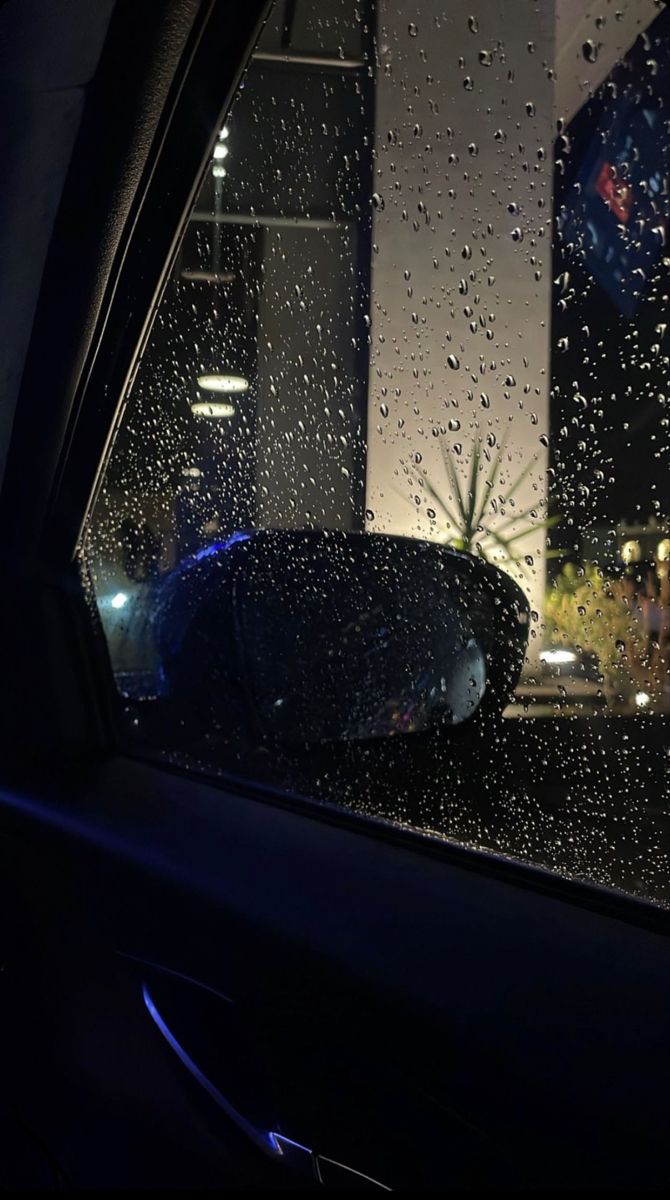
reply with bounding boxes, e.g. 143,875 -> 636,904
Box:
154,529 -> 529,743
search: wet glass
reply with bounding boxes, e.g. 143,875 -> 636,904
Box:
81,0 -> 670,904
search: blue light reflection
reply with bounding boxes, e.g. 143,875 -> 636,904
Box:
194,531 -> 251,562
141,983 -> 278,1157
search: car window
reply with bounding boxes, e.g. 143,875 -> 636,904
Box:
80,0 -> 670,905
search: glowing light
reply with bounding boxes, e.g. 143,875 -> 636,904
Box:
621,539 -> 642,564
191,401 -> 236,418
219,125 -> 229,140
194,532 -> 251,562
212,165 -> 226,179
196,373 -> 249,394
141,984 -> 279,1157
635,691 -> 651,708
656,538 -> 670,562
268,1133 -> 312,1157
540,648 -> 577,665
213,143 -> 228,160
111,592 -> 128,609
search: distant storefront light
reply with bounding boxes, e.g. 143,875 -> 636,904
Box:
540,648 -> 577,665
621,539 -> 642,564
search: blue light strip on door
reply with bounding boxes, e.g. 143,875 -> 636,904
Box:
142,982 -> 280,1158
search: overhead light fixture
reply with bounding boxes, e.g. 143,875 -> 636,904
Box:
540,648 -> 577,665
197,373 -> 249,394
191,400 -> 236,418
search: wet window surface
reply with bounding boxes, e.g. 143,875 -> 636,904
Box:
81,0 -> 669,905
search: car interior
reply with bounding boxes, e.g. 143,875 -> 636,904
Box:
0,0 -> 669,1191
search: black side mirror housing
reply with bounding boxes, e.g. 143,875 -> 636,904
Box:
154,529 -> 529,744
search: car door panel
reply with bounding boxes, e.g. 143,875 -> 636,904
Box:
3,757 -> 670,1189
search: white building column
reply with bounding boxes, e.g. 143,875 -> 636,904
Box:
367,0 -> 556,660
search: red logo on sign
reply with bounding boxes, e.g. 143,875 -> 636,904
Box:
595,161 -> 633,223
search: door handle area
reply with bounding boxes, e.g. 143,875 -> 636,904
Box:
142,983 -> 390,1189
142,983 -> 278,1159
315,1155 -> 392,1189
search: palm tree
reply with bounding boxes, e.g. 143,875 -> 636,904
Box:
398,432 -> 560,580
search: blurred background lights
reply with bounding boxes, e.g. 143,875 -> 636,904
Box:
197,373 -> 249,393
540,648 -> 577,665
191,400 -> 236,418
621,539 -> 642,564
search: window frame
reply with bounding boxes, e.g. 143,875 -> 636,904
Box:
46,0 -> 276,571
0,0 -> 273,752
